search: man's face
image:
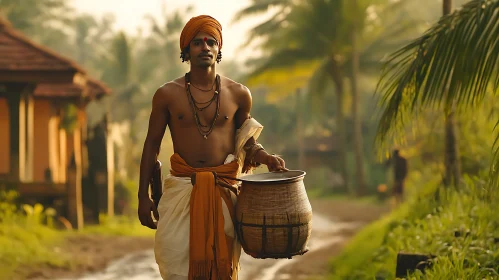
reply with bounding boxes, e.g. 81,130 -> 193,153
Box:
188,32 -> 220,67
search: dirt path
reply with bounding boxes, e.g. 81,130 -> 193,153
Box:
21,235 -> 155,280
22,199 -> 389,280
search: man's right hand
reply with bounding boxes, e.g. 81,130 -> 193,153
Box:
138,196 -> 159,229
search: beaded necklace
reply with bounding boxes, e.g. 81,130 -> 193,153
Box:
185,72 -> 221,139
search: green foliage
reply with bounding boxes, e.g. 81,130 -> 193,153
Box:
60,103 -> 78,132
0,191 -> 69,277
375,0 -> 499,163
0,0 -> 73,35
0,189 -> 154,277
328,177 -> 499,279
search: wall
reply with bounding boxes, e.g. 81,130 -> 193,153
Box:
33,99 -> 51,182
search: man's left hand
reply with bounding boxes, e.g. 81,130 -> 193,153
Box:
265,154 -> 288,172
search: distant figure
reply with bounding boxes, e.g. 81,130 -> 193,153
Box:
385,149 -> 408,204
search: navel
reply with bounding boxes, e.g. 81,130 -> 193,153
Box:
178,114 -> 184,120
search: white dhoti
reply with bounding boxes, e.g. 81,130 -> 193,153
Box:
154,118 -> 263,279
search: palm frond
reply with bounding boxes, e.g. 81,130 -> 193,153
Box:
244,15 -> 286,46
307,59 -> 334,98
232,0 -> 288,23
144,15 -> 164,38
247,48 -> 321,79
306,59 -> 335,119
376,0 -> 499,145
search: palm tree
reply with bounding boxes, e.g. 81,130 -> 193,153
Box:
0,0 -> 74,54
0,0 -> 72,33
235,0 -> 359,192
375,0 -> 499,188
441,0 -> 462,189
72,13 -> 115,70
349,0 -> 368,195
142,4 -> 192,85
235,0 -> 424,193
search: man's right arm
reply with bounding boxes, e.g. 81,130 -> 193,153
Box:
137,86 -> 170,228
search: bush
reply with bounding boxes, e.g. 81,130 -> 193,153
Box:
328,176 -> 499,279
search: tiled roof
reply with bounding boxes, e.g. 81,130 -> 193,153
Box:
33,79 -> 111,99
0,19 -> 86,73
87,78 -> 112,98
0,18 -> 112,99
33,83 -> 84,98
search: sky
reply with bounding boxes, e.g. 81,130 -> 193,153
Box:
70,0 -> 269,61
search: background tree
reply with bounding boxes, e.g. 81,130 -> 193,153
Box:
235,0 -> 431,194
376,0 -> 499,191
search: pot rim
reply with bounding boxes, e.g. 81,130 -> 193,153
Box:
239,170 -> 306,183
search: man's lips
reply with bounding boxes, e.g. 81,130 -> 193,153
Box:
199,54 -> 213,58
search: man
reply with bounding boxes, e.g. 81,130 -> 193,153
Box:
137,15 -> 287,280
385,149 -> 408,205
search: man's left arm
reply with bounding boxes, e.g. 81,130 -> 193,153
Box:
235,86 -> 288,172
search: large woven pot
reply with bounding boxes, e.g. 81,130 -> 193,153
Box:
235,170 -> 312,259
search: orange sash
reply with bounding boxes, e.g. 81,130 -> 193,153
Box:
170,153 -> 238,280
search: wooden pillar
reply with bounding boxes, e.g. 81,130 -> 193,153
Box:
67,112 -> 84,230
6,92 -> 20,181
18,89 -> 35,182
81,108 -> 89,178
18,92 -> 26,181
6,84 -> 34,181
26,93 -> 34,182
59,128 -> 67,182
105,114 -> 115,217
296,88 -> 305,170
49,103 -> 61,182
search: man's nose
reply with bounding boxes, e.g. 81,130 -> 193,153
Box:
201,42 -> 210,50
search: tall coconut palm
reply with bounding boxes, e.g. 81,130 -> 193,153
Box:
441,0 -> 462,189
376,0 -> 499,188
235,0 -> 424,193
236,0 -> 351,191
142,4 -> 192,85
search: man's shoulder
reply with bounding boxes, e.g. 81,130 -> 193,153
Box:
152,77 -> 185,107
159,77 -> 185,92
221,76 -> 251,96
155,77 -> 185,96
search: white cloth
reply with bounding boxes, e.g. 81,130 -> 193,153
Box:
154,118 -> 263,279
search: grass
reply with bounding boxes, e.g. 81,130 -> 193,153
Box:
327,175 -> 499,279
0,194 -> 70,277
0,190 -> 154,279
0,223 -> 68,276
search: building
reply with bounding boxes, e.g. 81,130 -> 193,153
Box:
0,19 -> 113,229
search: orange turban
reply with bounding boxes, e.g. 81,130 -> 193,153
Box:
179,15 -> 223,51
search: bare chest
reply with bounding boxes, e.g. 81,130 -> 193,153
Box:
168,89 -> 238,131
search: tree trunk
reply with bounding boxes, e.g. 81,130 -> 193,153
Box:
350,22 -> 367,196
444,112 -> 461,188
443,0 -> 461,189
329,57 -> 349,193
296,88 -> 305,170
